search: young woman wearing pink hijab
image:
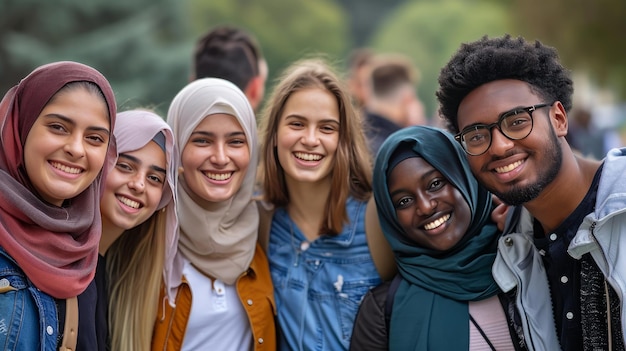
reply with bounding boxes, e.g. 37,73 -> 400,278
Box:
0,61 -> 117,350
97,109 -> 178,351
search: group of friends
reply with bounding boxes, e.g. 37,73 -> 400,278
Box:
0,26 -> 624,351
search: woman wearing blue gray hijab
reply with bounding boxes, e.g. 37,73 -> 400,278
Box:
350,126 -> 527,350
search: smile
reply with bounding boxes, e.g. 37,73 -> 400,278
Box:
116,195 -> 141,209
294,152 -> 322,161
423,214 -> 451,231
495,160 -> 523,174
50,161 -> 83,174
204,172 -> 233,181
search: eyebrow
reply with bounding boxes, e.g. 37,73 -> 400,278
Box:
45,114 -> 111,135
285,114 -> 340,125
119,154 -> 166,174
190,130 -> 246,138
388,167 -> 440,198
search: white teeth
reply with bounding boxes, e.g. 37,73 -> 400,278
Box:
205,172 -> 233,181
424,214 -> 451,230
495,160 -> 523,173
117,195 -> 140,209
294,152 -> 322,161
50,161 -> 82,174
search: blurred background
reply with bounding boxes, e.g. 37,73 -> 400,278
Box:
2,0 -> 625,149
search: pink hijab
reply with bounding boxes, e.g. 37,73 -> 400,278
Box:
114,110 -> 179,302
0,61 -> 117,299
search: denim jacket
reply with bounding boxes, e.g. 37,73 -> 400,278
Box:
0,247 -> 59,351
268,197 -> 381,351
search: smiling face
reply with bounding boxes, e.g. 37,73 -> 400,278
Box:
23,87 -> 110,206
181,113 -> 250,202
457,79 -> 563,206
388,157 -> 471,251
276,88 -> 340,186
100,140 -> 166,233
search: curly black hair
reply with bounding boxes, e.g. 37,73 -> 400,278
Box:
436,34 -> 574,134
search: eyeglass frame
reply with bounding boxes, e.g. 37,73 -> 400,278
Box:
454,102 -> 553,156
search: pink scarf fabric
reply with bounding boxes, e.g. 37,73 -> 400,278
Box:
113,110 -> 180,302
0,61 -> 117,299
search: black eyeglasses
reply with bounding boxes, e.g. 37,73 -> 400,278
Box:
455,103 -> 553,156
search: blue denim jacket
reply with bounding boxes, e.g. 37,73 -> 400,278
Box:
0,248 -> 59,351
268,198 -> 381,351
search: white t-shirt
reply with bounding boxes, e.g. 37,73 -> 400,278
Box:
181,260 -> 253,351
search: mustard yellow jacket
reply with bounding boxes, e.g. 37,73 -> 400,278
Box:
152,243 -> 277,351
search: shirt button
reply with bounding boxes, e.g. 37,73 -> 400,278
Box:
504,237 -> 513,247
0,278 -> 9,288
247,299 -> 253,306
550,233 -> 557,241
46,326 -> 54,335
300,241 -> 310,251
566,312 -> 574,319
258,338 -> 264,344
561,276 -> 569,283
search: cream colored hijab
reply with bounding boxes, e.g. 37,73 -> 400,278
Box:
167,78 -> 258,285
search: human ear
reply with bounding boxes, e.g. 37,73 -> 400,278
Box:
550,101 -> 568,137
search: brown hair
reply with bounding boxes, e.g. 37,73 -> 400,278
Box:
258,58 -> 372,235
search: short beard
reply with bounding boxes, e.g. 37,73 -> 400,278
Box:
495,127 -> 562,206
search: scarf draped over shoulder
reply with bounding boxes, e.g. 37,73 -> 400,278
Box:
167,78 -> 258,285
0,61 -> 117,299
373,126 -> 501,350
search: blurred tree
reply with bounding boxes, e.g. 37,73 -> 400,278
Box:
369,0 -> 512,121
0,0 -> 190,116
511,0 -> 626,98
334,0 -> 406,47
185,0 -> 350,98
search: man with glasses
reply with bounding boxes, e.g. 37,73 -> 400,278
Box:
436,34 -> 626,351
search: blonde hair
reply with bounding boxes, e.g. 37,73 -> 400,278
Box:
258,58 -> 372,235
106,209 -> 166,350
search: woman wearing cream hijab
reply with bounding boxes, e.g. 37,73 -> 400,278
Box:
152,78 -> 275,351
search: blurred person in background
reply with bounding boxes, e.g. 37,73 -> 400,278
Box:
363,54 -> 426,155
566,107 -> 610,160
346,48 -> 375,110
192,25 -> 268,112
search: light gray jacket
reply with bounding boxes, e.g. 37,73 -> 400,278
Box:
492,147 -> 626,350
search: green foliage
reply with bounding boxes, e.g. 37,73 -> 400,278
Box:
185,0 -> 350,93
0,0 -> 190,117
369,0 -> 514,120
511,0 -> 626,98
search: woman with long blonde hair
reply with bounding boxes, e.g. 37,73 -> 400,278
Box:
98,109 -> 178,350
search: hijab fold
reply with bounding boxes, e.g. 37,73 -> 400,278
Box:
167,78 -> 258,286
373,126 -> 500,350
0,61 -> 117,299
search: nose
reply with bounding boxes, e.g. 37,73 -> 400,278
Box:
128,173 -> 145,192
488,127 -> 515,156
301,127 -> 320,147
415,192 -> 436,217
209,143 -> 229,166
63,135 -> 86,158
